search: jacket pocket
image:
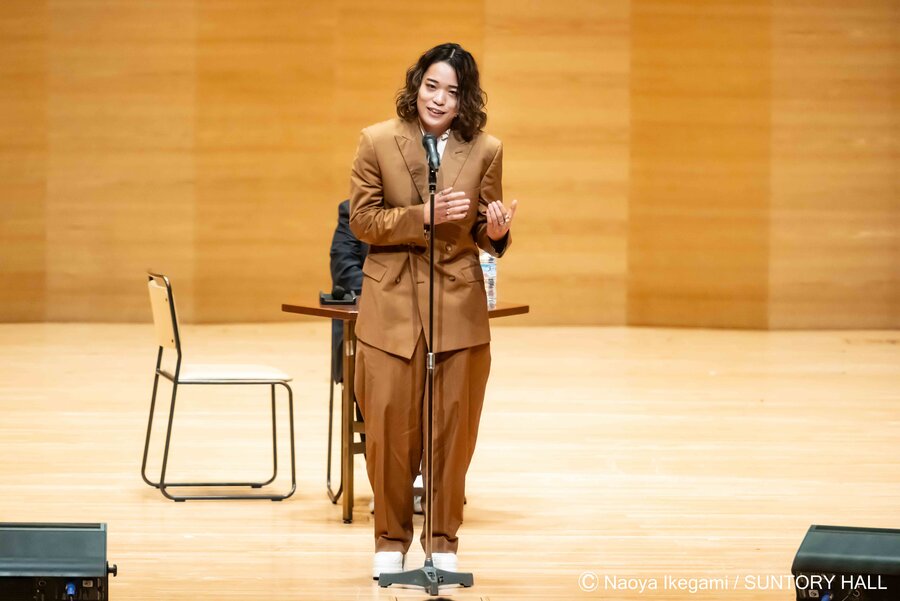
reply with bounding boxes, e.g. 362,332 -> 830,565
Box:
362,257 -> 388,282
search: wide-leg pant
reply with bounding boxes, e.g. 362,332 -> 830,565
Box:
355,332 -> 490,554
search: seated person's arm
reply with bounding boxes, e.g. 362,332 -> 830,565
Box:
331,200 -> 367,293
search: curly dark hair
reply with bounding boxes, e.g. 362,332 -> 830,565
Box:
395,43 -> 487,142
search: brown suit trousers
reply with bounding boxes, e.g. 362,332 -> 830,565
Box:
355,333 -> 490,553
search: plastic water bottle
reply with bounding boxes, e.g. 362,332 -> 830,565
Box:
479,249 -> 497,309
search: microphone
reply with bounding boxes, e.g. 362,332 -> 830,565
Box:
319,284 -> 357,305
422,133 -> 440,171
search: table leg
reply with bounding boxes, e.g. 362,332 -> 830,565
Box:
341,321 -> 356,523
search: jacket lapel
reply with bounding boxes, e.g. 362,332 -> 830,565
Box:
395,120 -> 474,202
395,120 -> 428,204
438,131 -> 472,190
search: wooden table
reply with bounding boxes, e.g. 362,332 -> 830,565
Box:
281,300 -> 529,523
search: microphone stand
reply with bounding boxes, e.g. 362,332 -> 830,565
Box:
379,155 -> 474,595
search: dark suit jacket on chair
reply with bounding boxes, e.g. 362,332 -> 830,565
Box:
330,199 -> 368,383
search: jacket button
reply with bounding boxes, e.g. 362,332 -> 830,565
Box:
445,244 -> 452,252
394,276 -> 401,284
449,275 -> 456,282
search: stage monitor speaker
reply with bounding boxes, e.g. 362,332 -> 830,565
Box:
0,522 -> 117,601
792,525 -> 900,601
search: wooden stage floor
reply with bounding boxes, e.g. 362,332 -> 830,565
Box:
0,323 -> 897,600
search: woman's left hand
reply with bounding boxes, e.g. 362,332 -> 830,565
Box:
486,199 -> 518,241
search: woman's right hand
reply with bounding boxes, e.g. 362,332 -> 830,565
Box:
424,187 -> 470,226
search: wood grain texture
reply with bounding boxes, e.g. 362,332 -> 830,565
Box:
0,0 -> 46,321
0,1 -> 897,327
44,0 -> 196,322
194,0 -> 335,323
0,323 -> 898,599
485,0 -> 630,325
629,0 -> 771,328
770,0 -> 900,328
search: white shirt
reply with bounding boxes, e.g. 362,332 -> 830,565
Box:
436,129 -> 450,158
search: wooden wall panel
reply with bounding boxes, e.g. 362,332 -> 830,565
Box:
484,0 -> 630,325
770,0 -> 900,328
629,0 -> 771,328
1,0 -> 897,327
0,1 -> 46,321
193,1 -> 335,322
44,0 -> 196,322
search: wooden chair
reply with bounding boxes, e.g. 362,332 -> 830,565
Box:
141,272 -> 296,501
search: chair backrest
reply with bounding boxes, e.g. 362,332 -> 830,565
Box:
147,273 -> 180,351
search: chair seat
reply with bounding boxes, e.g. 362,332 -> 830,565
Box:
162,363 -> 292,383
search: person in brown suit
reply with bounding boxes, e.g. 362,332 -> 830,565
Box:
349,42 -> 518,579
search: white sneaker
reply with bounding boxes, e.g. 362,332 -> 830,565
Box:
372,551 -> 404,580
431,552 -> 458,572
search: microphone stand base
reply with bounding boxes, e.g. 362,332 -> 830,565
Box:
378,562 -> 473,595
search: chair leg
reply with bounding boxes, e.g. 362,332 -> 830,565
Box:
326,374 -> 343,504
156,380 -> 270,501
141,373 -> 162,488
279,381 -> 297,501
159,381 -> 181,501
253,385 -> 278,488
154,381 -> 297,502
144,379 -> 271,491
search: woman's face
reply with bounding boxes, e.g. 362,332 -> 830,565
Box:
416,61 -> 458,136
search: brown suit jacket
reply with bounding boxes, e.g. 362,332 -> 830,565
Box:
349,118 -> 510,359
